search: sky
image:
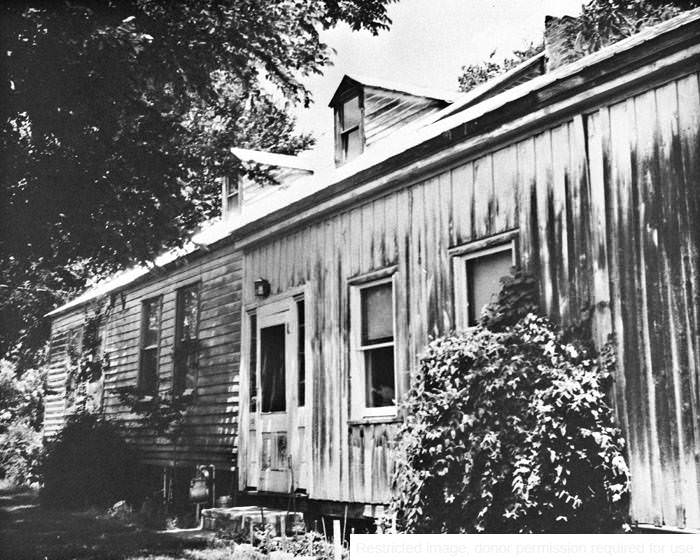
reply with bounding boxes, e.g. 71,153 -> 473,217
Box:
293,0 -> 585,168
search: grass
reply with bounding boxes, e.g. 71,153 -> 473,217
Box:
0,483 -> 217,560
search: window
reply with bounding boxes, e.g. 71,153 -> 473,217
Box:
138,297 -> 161,394
64,326 -> 83,409
66,326 -> 83,366
453,242 -> 515,329
260,324 -> 286,413
336,93 -> 363,164
173,284 -> 200,395
296,298 -> 306,407
351,277 -> 396,417
221,175 -> 240,218
248,312 -> 257,412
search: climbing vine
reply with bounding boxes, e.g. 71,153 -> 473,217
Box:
114,387 -> 192,440
64,300 -> 111,417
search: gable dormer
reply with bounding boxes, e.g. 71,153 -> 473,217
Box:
220,147 -> 314,222
329,74 -> 455,166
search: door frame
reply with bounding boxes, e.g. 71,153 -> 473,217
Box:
239,286 -> 312,493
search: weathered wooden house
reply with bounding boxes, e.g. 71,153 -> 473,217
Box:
45,10 -> 700,531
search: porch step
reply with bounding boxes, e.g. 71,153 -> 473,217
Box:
201,505 -> 305,535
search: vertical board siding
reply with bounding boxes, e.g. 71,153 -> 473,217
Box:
520,74 -> 700,529
244,146 -> 519,503
46,244 -> 242,469
244,71 -> 699,526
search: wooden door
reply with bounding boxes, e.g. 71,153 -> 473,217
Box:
256,298 -> 295,493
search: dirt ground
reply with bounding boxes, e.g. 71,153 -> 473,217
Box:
0,486 -> 212,560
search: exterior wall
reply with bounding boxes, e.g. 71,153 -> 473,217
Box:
44,309 -> 92,438
46,242 -> 242,470
241,70 -> 700,528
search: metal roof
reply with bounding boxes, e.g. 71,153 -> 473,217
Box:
47,8 -> 700,319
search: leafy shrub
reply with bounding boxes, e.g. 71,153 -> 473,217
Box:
0,420 -> 43,485
0,359 -> 44,433
39,413 -> 138,509
391,313 -> 630,533
0,359 -> 44,485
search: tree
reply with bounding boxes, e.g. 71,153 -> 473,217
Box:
0,0 -> 395,368
458,43 -> 543,93
457,0 -> 699,92
574,0 -> 699,54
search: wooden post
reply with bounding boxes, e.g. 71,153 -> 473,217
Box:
333,519 -> 342,560
281,515 -> 287,550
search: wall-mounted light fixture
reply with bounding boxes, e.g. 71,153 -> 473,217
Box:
254,277 -> 271,298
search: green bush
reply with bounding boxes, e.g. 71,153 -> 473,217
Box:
0,359 -> 44,433
0,359 -> 44,485
39,413 -> 138,509
0,420 -> 42,485
391,313 -> 630,533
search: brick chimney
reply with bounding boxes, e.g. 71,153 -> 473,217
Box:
544,15 -> 582,71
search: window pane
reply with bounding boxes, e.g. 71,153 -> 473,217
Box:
139,348 -> 158,394
260,325 -> 286,413
174,340 -> 198,393
178,285 -> 199,341
466,249 -> 513,325
67,327 -> 82,364
342,128 -> 362,161
361,283 -> 393,344
342,96 -> 361,129
365,346 -> 395,407
143,300 -> 159,347
224,175 -> 240,214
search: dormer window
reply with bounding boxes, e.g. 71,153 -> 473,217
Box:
221,174 -> 240,219
335,92 -> 364,165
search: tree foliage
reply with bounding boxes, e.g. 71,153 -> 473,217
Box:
39,413 -> 138,509
0,359 -> 44,484
457,0 -> 699,92
0,0 -> 395,368
458,43 -> 543,93
574,0 -> 699,54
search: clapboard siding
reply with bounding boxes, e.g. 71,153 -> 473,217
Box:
45,243 -> 242,469
242,70 -> 700,527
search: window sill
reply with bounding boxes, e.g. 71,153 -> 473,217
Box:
347,416 -> 400,426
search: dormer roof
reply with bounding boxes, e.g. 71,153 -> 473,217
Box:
231,147 -> 315,173
328,73 -> 457,107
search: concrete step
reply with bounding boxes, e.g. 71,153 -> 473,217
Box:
201,505 -> 304,535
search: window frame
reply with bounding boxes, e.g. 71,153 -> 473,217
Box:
137,296 -> 162,395
173,282 -> 201,396
334,89 -> 365,165
247,310 -> 258,414
293,294 -> 306,408
349,273 -> 397,420
221,174 -> 241,219
452,237 -> 517,330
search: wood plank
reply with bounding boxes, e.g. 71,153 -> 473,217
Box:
676,71 -> 700,529
472,153 -> 494,239
534,129 -> 555,316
